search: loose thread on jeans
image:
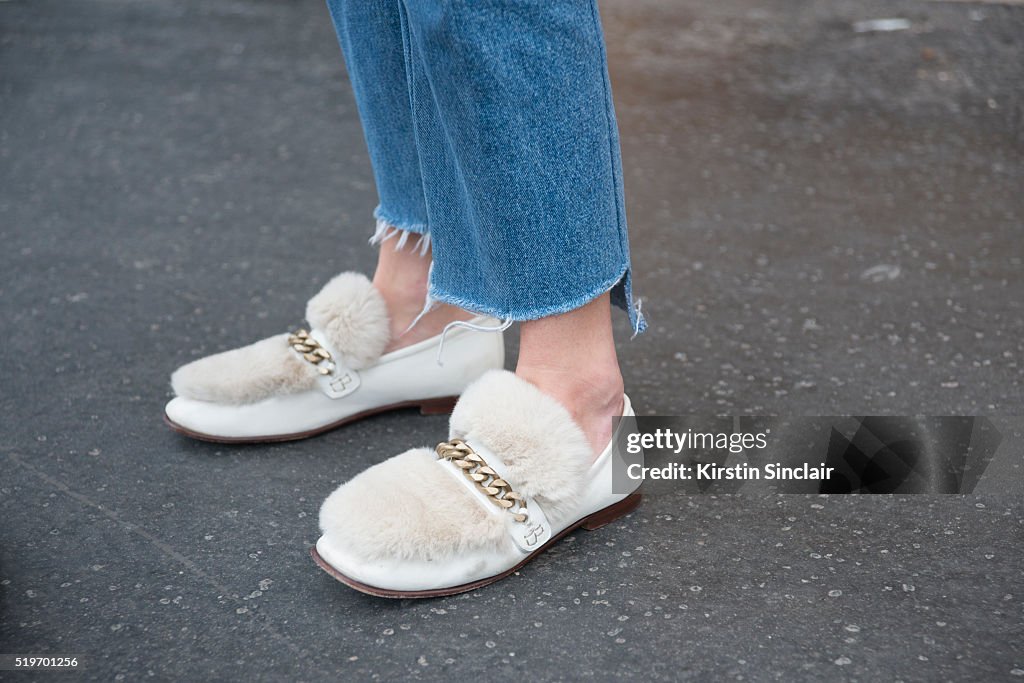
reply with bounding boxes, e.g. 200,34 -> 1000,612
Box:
369,218 -> 431,257
631,297 -> 645,339
403,262 -> 437,336
403,298 -> 437,336
436,317 -> 513,366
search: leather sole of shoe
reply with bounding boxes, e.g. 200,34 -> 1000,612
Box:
162,395 -> 459,444
310,492 -> 642,599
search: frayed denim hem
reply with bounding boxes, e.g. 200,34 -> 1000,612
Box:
424,265 -> 647,338
370,206 -> 431,256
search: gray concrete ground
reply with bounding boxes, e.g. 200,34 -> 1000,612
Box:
2,0 -> 1023,680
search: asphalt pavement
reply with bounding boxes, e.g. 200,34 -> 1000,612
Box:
2,0 -> 1022,680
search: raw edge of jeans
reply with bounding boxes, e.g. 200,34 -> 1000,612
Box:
370,207 -> 431,257
425,264 -> 647,337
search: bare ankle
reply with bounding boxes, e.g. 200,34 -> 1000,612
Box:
516,364 -> 623,455
515,294 -> 625,460
371,233 -> 474,352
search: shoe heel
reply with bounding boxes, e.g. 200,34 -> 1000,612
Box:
419,396 -> 459,416
580,493 -> 642,531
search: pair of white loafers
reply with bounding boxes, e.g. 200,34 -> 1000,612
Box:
166,272 -> 641,598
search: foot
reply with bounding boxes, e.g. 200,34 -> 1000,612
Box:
376,294 -> 476,354
165,271 -> 506,442
515,292 -> 626,460
514,364 -> 624,460
371,232 -> 475,353
314,369 -> 640,597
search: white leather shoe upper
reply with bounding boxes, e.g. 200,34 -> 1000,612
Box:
315,370 -> 641,593
166,318 -> 504,439
170,272 -> 390,406
165,272 -> 505,440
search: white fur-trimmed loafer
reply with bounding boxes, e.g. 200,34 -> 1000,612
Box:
312,369 -> 642,598
164,272 -> 505,443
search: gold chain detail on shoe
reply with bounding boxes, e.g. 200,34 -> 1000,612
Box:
436,438 -> 528,523
287,329 -> 336,375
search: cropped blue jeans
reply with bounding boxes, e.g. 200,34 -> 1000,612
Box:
325,0 -> 645,334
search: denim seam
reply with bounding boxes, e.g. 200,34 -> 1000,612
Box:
425,263 -> 630,324
589,0 -> 645,337
394,1 -> 433,237
590,0 -> 626,264
403,9 -> 478,235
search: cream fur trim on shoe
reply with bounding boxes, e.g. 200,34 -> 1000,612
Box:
171,272 -> 389,405
318,370 -> 589,562
319,448 -> 506,562
164,271 -> 506,442
448,369 -> 591,526
313,370 -> 642,598
305,272 -> 389,370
